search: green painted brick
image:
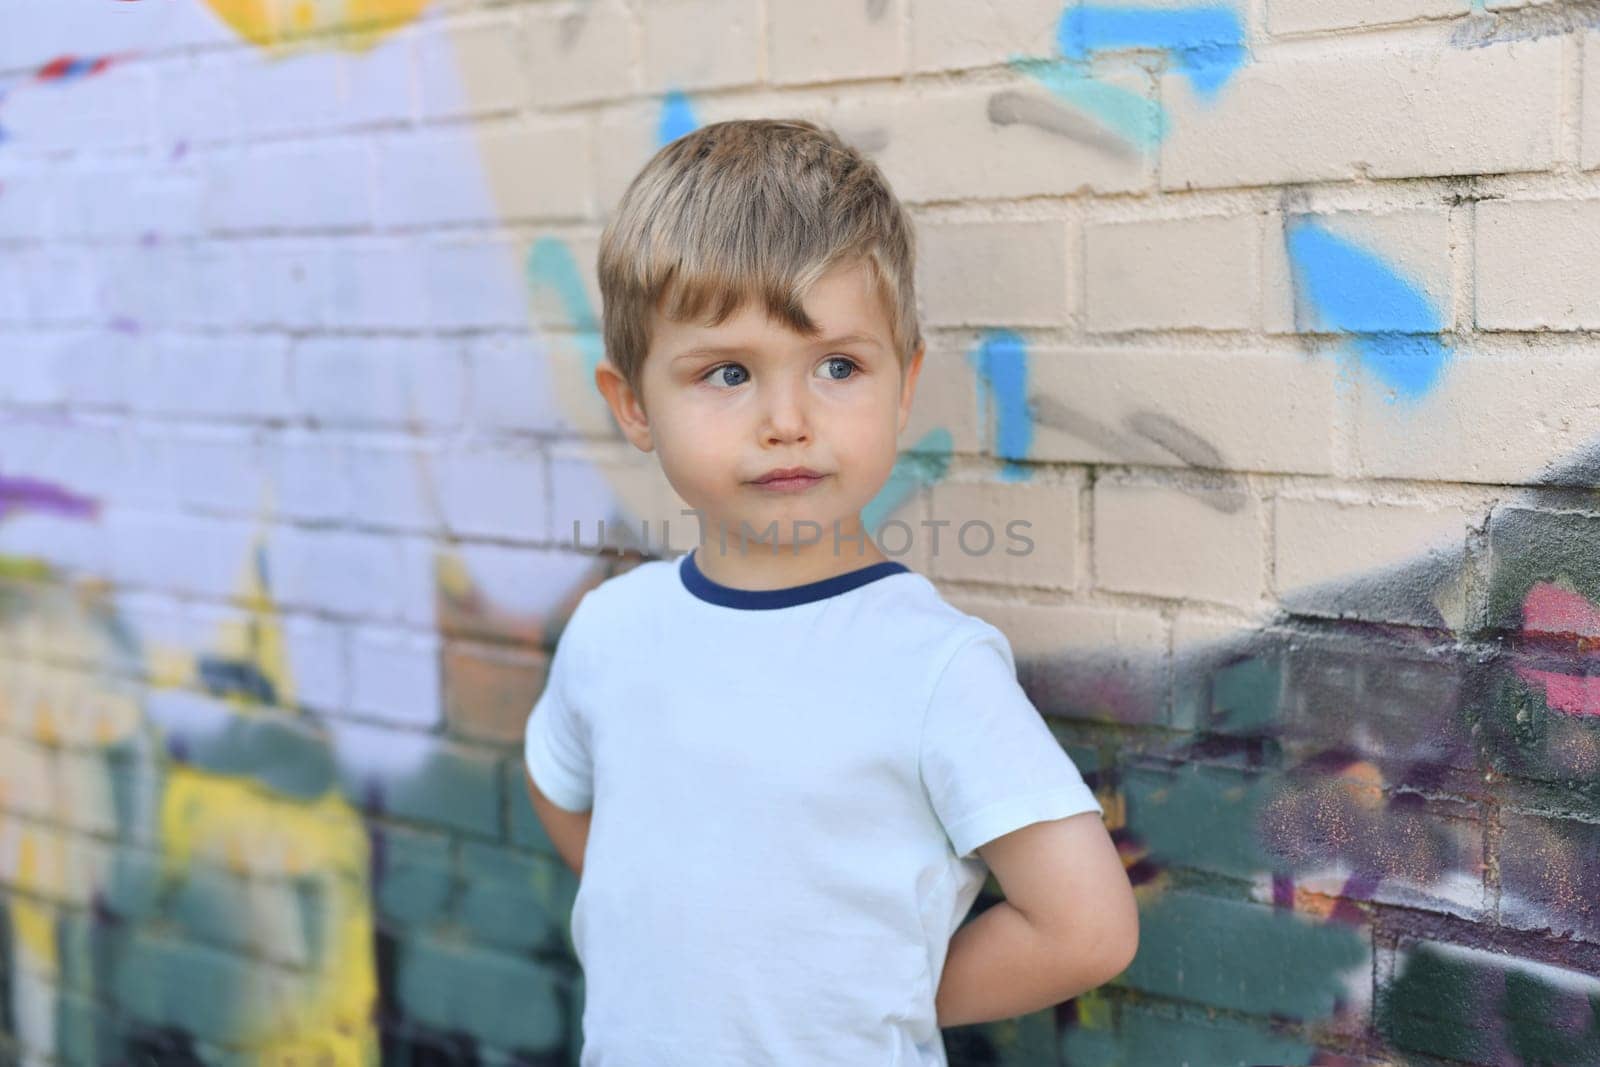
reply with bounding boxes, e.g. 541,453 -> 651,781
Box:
377,825 -> 454,926
1063,1005 -> 1316,1067
1120,890 -> 1369,1019
505,758 -> 560,855
457,842 -> 576,954
1209,652 -> 1284,735
1123,761 -> 1277,880
396,934 -> 568,1052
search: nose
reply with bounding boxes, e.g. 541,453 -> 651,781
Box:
759,371 -> 811,445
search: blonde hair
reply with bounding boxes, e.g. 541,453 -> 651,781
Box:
596,118 -> 922,403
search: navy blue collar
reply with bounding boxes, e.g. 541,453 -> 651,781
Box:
678,549 -> 910,610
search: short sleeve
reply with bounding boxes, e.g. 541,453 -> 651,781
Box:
523,598 -> 595,813
919,627 -> 1102,860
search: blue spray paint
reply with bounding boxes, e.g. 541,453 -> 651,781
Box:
864,428 -> 954,536
1057,5 -> 1247,100
1009,55 -> 1166,147
968,330 -> 1034,481
1285,219 -> 1450,400
658,89 -> 699,146
525,237 -> 603,376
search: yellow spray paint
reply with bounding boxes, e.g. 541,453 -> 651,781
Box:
200,0 -> 431,52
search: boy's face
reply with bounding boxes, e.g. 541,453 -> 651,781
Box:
601,257 -> 924,554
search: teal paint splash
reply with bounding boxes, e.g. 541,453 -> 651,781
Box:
968,330 -> 1034,481
1009,55 -> 1166,147
525,237 -> 603,376
863,428 -> 953,536
658,89 -> 699,146
1057,5 -> 1248,100
1286,219 -> 1450,400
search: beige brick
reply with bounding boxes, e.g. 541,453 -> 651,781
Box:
479,120 -> 592,221
1353,346 -> 1600,483
1025,347 -> 1339,476
1094,478 -> 1264,609
1265,209 -> 1455,333
1267,0 -> 1469,36
1162,38 -> 1562,190
1477,199 -> 1600,330
640,0 -> 763,92
417,13 -> 528,119
1086,214 -> 1259,332
926,474 -> 1079,589
831,76 -> 1152,204
944,595 -> 1169,662
909,0 -> 1060,73
1584,32 -> 1600,170
520,0 -> 640,108
770,0 -> 905,84
901,343 -> 983,458
918,219 -> 1071,327
593,101 -> 662,214
1273,496 -> 1477,596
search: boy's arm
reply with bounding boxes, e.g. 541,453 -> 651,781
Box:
934,810 -> 1138,1029
524,767 -> 592,879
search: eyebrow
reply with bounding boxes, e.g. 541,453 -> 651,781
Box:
672,333 -> 884,363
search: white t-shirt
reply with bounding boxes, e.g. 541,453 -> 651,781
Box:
524,548 -> 1102,1066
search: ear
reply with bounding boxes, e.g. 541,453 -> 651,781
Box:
595,360 -> 655,453
896,341 -> 926,438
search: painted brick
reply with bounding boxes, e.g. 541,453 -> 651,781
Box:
1162,38 -> 1563,189
444,640 -> 543,745
926,473 -> 1078,589
918,218 -> 1071,327
416,13 -> 528,120
1086,214 -> 1259,332
292,335 -> 465,430
1029,346 -> 1339,475
457,842 -> 577,953
1268,0 -> 1471,36
830,75 -> 1153,204
520,0 -> 641,107
1477,199 -> 1600,330
1093,477 -> 1265,609
376,824 -> 454,926
436,441 -> 549,541
200,141 -> 373,232
769,0 -> 905,84
1273,496 -> 1478,600
396,934 -> 568,1051
349,626 -> 443,729
909,0 -> 1060,72
1063,1002 -> 1316,1067
1264,208 -> 1455,334
640,0 -> 763,93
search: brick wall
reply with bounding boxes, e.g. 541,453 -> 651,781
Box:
1,0 -> 1598,1063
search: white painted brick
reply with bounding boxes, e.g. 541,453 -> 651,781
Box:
549,441 -> 683,549
267,526 -> 413,620
168,427 -> 270,516
909,0 -> 1059,73
266,431 -> 351,524
373,127 -> 502,228
0,169 -> 57,241
151,52 -> 242,148
201,141 -> 373,232
105,510 -> 259,600
917,219 -> 1071,327
640,0 -> 763,93
314,240 -> 436,331
0,63 -> 152,155
228,40 -> 415,139
281,614 -> 348,713
422,238 -> 539,330
12,249 -> 98,325
1264,208 -> 1455,333
417,12 -> 528,119
291,336 -> 464,429
832,77 -> 1152,204
349,626 -> 442,728
450,542 -> 594,619
1273,496 -> 1477,596
344,439 -> 442,533
769,0 -> 905,85
127,334 -> 293,422
1094,478 -> 1264,609
521,0 -> 640,107
437,442 -> 548,541
468,332 -> 585,436
1162,38 -> 1562,190
1086,214 -> 1258,332
1026,346 -> 1338,475
206,240 -> 328,332
927,474 -> 1079,589
1354,345 -> 1600,483
53,165 -> 200,242
1476,199 -> 1600,330
1268,0 -> 1470,36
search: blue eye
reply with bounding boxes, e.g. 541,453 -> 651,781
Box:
820,357 -> 859,380
703,363 -> 750,387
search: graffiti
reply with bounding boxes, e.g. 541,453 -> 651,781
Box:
1285,218 -> 1451,401
659,89 -> 700,146
199,0 -> 431,52
1454,0 -> 1600,48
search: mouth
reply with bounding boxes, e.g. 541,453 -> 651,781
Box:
749,468 -> 827,491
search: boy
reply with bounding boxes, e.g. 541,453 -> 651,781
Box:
523,118 -> 1138,1065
